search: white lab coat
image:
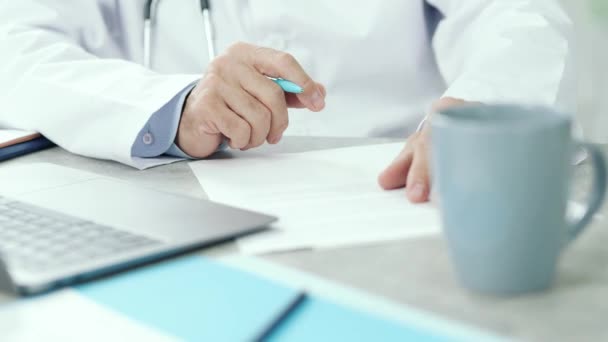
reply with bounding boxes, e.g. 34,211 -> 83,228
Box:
0,0 -> 574,169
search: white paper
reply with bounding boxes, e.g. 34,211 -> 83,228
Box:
130,156 -> 185,170
189,143 -> 441,254
0,290 -> 176,342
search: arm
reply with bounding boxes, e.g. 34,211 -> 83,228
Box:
428,0 -> 574,110
0,1 -> 199,168
379,0 -> 574,202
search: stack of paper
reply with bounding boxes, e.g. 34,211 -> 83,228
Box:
189,143 -> 441,254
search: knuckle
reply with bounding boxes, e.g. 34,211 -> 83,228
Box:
224,116 -> 240,134
299,77 -> 314,91
270,83 -> 285,98
248,98 -> 271,122
195,122 -> 212,138
237,123 -> 252,147
209,55 -> 232,71
226,41 -> 249,54
202,72 -> 223,89
206,113 -> 224,133
197,89 -> 220,108
209,109 -> 230,131
411,159 -> 425,173
275,115 -> 289,133
407,167 -> 425,184
251,133 -> 266,147
416,135 -> 430,151
253,45 -> 270,59
276,52 -> 297,68
279,119 -> 289,132
259,105 -> 272,122
411,157 -> 429,177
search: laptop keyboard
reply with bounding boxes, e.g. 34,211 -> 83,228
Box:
0,196 -> 160,272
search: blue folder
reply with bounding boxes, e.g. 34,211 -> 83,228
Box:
77,256 -> 303,341
75,256 -> 481,341
0,136 -> 54,161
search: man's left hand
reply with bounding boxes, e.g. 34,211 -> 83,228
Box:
378,97 -> 471,203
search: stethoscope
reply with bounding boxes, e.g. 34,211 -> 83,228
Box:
143,0 -> 215,68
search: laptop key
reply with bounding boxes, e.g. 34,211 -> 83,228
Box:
0,198 -> 162,274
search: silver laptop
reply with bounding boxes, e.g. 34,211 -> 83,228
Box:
0,163 -> 276,296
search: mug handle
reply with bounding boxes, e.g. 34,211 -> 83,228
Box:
568,143 -> 607,240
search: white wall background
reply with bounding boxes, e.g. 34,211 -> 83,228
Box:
561,0 -> 608,142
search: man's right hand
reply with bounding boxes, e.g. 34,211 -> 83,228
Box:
176,42 -> 326,158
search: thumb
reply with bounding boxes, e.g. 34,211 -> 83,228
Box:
292,79 -> 325,112
248,45 -> 326,111
286,83 -> 326,109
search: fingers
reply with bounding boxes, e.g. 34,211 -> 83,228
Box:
236,65 -> 289,144
378,145 -> 413,190
285,82 -> 326,108
178,42 -> 327,156
221,82 -> 272,149
319,83 -> 327,98
210,104 -> 252,150
405,142 -> 431,203
378,130 -> 432,203
192,74 -> 252,150
174,105 -> 224,158
235,43 -> 325,112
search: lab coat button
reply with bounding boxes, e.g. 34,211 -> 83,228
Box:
142,133 -> 154,145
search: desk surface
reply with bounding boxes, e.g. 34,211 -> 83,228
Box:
1,137 -> 607,341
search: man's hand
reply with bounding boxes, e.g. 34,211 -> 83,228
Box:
378,97 -> 470,203
176,42 -> 326,158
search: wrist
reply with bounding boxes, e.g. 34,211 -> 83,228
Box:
419,97 -> 474,132
432,97 -> 468,112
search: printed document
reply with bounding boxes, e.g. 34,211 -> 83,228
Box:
189,143 -> 441,254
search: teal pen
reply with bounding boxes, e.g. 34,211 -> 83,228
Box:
268,77 -> 303,94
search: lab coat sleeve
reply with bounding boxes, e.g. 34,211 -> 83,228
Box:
426,0 -> 575,112
0,1 -> 200,169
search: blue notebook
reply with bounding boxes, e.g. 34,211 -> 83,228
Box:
76,256 -> 303,341
0,134 -> 54,161
74,256 -> 490,341
1,255 -> 496,341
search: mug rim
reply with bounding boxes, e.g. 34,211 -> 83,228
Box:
432,103 -> 571,131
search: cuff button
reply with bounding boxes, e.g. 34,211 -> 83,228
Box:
142,132 -> 154,145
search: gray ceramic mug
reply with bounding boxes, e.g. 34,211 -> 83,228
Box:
431,104 -> 607,295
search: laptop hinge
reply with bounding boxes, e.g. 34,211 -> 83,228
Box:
0,257 -> 17,294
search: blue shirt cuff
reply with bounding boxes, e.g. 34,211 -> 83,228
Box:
166,139 -> 228,158
165,143 -> 195,159
131,81 -> 229,159
131,82 -> 197,158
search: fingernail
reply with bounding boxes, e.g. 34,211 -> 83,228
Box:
311,88 -> 324,110
269,134 -> 282,144
408,182 -> 426,201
